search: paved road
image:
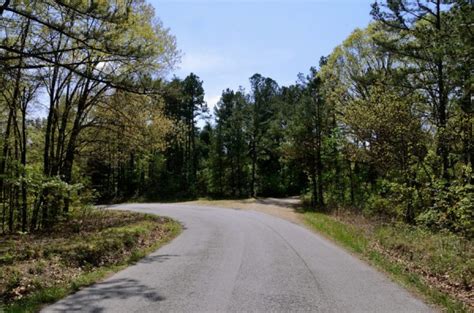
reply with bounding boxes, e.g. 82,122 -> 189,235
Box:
43,203 -> 434,313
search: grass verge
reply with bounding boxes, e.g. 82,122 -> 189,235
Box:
0,208 -> 181,313
303,211 -> 473,313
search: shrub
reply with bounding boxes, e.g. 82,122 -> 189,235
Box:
417,180 -> 474,238
364,194 -> 393,217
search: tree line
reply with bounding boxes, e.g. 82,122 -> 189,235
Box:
0,0 -> 178,232
1,0 -> 472,237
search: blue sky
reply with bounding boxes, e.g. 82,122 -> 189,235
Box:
150,0 -> 374,111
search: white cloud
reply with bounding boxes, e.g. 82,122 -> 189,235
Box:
205,94 -> 221,111
178,47 -> 294,77
179,51 -> 230,74
196,94 -> 221,128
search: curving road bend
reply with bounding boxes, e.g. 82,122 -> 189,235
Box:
43,203 -> 434,313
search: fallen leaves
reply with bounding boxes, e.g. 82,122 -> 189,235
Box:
0,210 -> 175,303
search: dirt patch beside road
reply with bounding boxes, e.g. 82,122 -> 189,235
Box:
182,197 -> 303,225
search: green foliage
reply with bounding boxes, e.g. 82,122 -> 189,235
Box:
365,192 -> 393,217
0,0 -> 179,232
417,171 -> 474,238
207,89 -> 251,197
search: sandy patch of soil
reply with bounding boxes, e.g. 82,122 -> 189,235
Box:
181,197 -> 304,225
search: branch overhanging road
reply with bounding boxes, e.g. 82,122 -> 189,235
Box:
43,203 -> 434,313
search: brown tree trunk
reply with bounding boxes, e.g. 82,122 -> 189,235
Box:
348,160 -> 355,206
43,65 -> 59,177
251,136 -> 257,198
20,103 -> 28,232
316,143 -> 324,209
0,0 -> 10,16
0,110 -> 13,197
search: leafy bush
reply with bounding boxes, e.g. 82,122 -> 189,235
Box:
364,193 -> 393,217
363,179 -> 416,221
361,169 -> 473,238
417,180 -> 473,238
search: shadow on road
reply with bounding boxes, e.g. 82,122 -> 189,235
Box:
254,197 -> 301,209
138,254 -> 179,264
47,278 -> 165,312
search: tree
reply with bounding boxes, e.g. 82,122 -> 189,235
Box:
371,0 -> 463,179
209,88 -> 249,197
0,0 -> 178,232
248,74 -> 280,197
284,67 -> 331,209
82,89 -> 173,201
343,83 -> 427,221
1,0 -> 178,91
182,73 -> 206,194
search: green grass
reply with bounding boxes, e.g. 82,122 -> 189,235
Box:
1,214 -> 181,313
303,212 -> 369,253
303,212 -> 471,313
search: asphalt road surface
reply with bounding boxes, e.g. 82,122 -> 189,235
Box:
43,203 -> 434,313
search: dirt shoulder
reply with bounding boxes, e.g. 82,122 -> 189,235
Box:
183,197 -> 304,225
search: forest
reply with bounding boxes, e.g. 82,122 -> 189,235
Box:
0,0 -> 473,240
